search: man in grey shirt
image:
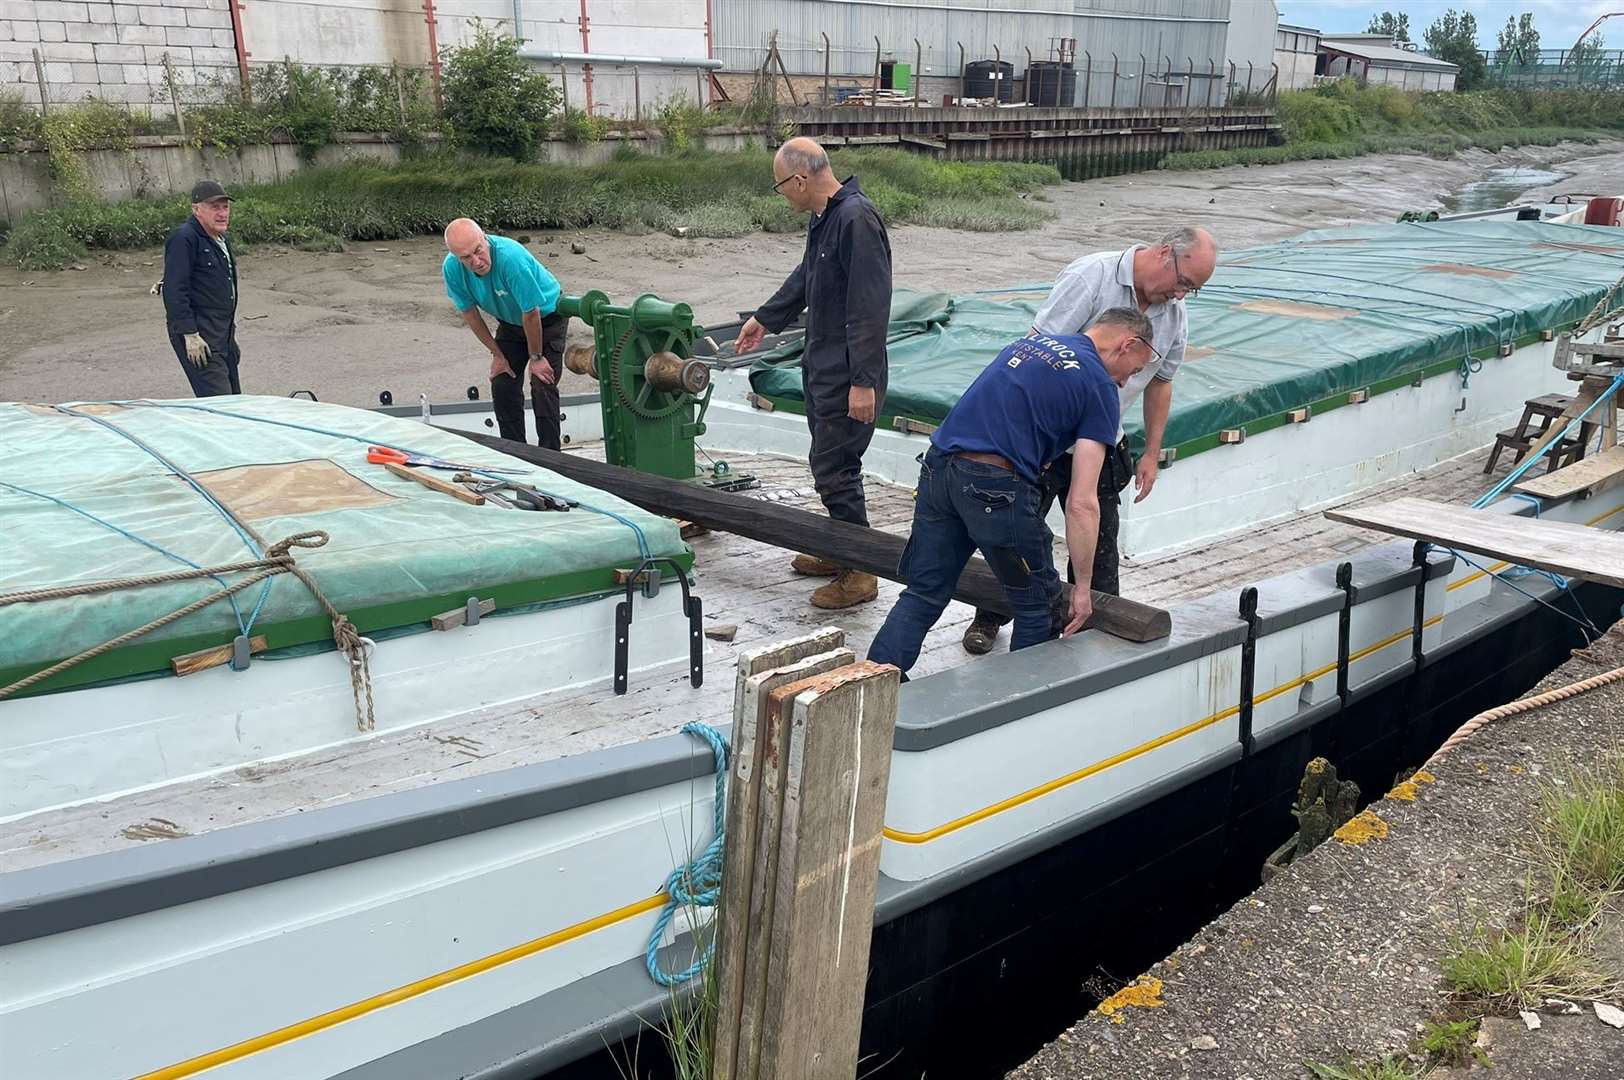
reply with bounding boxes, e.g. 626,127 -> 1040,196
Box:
963,226 -> 1218,655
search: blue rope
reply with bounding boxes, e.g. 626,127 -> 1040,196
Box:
107,399 -> 653,563
1,473 -> 255,635
1458,355 -> 1483,389
1473,370 -> 1624,510
1443,546 -> 1602,641
646,722 -> 729,988
52,405 -> 276,634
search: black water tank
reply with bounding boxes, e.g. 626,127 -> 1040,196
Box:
963,59 -> 1014,102
1025,60 -> 1077,107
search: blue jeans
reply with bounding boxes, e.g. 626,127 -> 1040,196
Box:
869,447 -> 1063,676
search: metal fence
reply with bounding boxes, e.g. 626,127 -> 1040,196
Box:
1479,48 -> 1624,88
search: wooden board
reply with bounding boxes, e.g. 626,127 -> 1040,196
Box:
382,461 -> 484,505
1324,496 -> 1624,588
1513,445 -> 1624,502
755,661 -> 899,1079
428,597 -> 495,631
715,642 -> 856,1080
169,635 -> 267,676
450,431 -> 1171,643
714,631 -> 848,1080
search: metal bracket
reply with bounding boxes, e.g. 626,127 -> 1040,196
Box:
615,557 -> 703,695
1237,586 -> 1259,756
230,634 -> 252,672
1411,541 -> 1429,665
465,596 -> 483,627
1335,562 -> 1354,705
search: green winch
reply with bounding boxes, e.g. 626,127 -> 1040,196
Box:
557,290 -> 718,481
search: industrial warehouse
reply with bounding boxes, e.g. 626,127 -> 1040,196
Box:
2,2 -> 1624,1080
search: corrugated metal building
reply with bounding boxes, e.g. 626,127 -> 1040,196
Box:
1319,34 -> 1458,92
713,0 -> 1268,108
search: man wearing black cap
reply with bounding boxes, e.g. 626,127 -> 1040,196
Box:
161,179 -> 241,396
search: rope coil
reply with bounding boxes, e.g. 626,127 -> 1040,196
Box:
646,721 -> 729,987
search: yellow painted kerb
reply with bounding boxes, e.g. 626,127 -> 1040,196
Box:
133,891 -> 667,1080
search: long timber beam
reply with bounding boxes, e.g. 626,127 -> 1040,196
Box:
450,430 -> 1172,643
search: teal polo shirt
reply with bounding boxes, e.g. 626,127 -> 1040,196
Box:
442,234 -> 561,326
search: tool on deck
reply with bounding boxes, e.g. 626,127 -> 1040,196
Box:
366,446 -> 525,475
452,472 -> 576,512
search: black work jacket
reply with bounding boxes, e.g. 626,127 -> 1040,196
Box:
162,216 -> 238,348
754,176 -> 892,418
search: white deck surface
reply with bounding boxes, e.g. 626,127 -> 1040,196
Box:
0,443 -> 1520,873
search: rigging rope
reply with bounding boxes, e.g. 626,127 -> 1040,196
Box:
646,721 -> 729,988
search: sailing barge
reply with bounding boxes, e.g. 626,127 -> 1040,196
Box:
3,217 -> 1623,1080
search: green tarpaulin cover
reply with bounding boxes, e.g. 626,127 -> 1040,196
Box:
750,220 -> 1624,455
0,397 -> 687,691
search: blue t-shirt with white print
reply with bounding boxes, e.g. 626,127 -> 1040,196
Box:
932,333 -> 1120,485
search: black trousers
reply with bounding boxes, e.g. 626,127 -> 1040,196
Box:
492,313 -> 567,450
974,438 -> 1130,627
171,329 -> 240,397
808,409 -> 876,528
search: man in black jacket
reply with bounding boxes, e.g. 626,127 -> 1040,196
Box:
736,137 -> 893,610
162,180 -> 241,397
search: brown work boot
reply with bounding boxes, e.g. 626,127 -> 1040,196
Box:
810,570 -> 878,610
961,614 -> 1003,655
790,553 -> 841,577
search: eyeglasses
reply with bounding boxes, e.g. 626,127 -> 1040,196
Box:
1135,335 -> 1165,363
1170,247 -> 1201,297
770,173 -> 804,194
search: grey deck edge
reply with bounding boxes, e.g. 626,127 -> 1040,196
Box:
375,392 -> 600,418
0,727 -> 726,946
337,745 -> 1245,1080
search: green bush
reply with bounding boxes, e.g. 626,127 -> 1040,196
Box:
3,213 -> 88,270
439,23 -> 561,160
0,89 -> 42,152
558,107 -> 609,143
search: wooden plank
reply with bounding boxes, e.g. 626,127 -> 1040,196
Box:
382,461 -> 485,505
1324,496 -> 1624,588
169,635 -> 267,677
448,431 -> 1172,643
1513,445 -> 1624,502
429,597 -> 495,631
713,633 -> 853,1080
755,661 -> 899,1080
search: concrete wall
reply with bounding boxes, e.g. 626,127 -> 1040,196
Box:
0,128 -> 758,221
1,0 -> 243,113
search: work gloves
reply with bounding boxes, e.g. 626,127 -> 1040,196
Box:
184,333 -> 211,367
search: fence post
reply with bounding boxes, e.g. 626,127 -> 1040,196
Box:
32,48 -> 50,114
164,52 -> 187,139
559,61 -> 569,112
633,64 -> 641,121
823,32 -> 831,106
1137,52 -> 1146,108
914,37 -> 921,107
392,64 -> 407,129
713,645 -> 901,1080
713,630 -> 854,1080
957,40 -> 965,101
872,35 -> 881,103
1109,52 -> 1118,109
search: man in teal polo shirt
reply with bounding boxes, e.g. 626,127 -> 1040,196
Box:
443,217 -> 567,449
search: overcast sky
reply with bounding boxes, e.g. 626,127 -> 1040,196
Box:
1273,1 -> 1618,51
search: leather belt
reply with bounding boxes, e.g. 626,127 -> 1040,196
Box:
952,450 -> 1015,472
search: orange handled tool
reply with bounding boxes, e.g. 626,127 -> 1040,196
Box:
365,446 -> 525,474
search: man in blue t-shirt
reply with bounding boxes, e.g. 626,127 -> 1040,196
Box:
868,308 -> 1157,676
443,217 -> 567,449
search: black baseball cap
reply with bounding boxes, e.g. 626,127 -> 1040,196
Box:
190,179 -> 233,203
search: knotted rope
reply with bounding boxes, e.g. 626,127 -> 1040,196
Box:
646,721 -> 729,987
0,531 -> 376,730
